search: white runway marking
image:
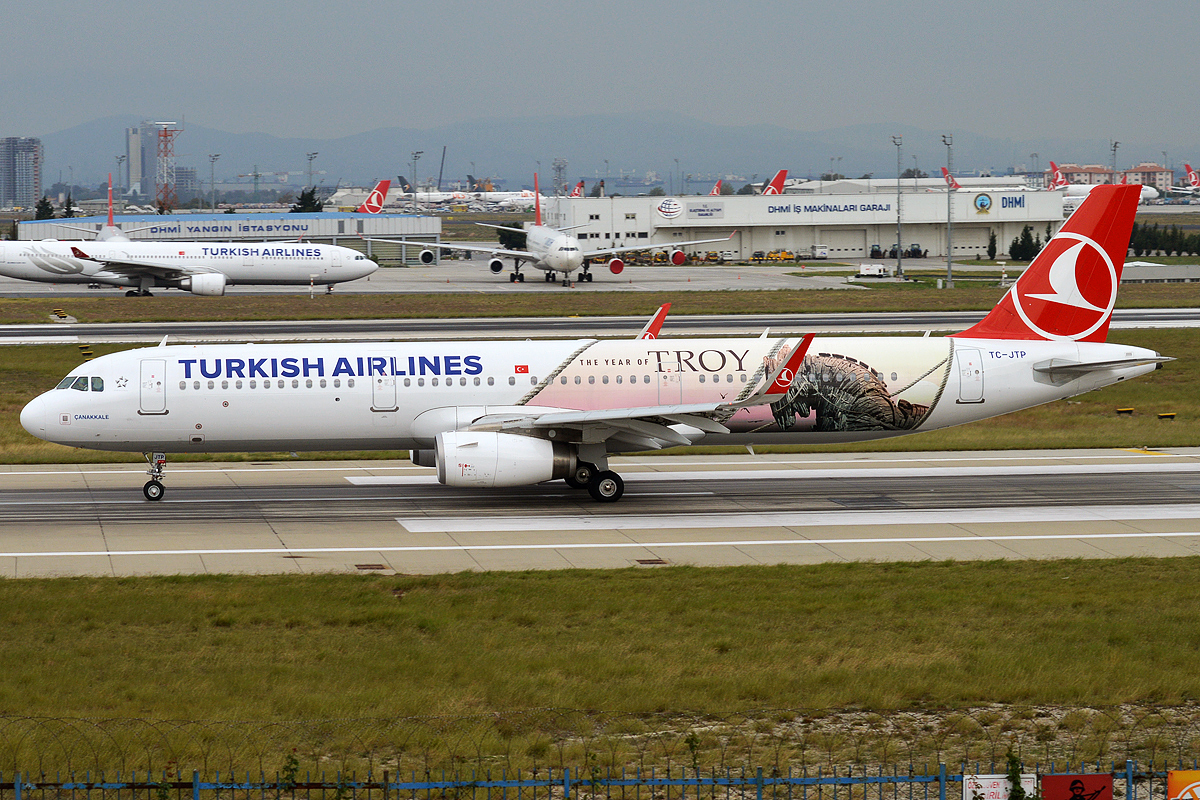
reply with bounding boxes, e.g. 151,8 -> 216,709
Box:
395,503 -> 1200,532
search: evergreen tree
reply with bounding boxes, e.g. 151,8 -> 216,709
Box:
34,197 -> 55,219
290,187 -> 324,213
63,193 -> 75,218
987,230 -> 997,261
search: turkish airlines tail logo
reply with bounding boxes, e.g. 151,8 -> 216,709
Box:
952,184 -> 1140,343
569,180 -> 584,198
762,169 -> 788,195
356,180 -> 391,214
941,167 -> 962,190
1188,164 -> 1200,188
1048,161 -> 1069,190
709,180 -> 722,196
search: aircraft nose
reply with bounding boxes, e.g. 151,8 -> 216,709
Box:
20,396 -> 46,439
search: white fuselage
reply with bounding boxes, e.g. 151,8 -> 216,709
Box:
0,240 -> 376,289
522,224 -> 585,276
21,335 -> 1159,455
1062,184 -> 1160,201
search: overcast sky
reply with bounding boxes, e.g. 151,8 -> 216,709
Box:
4,0 -> 1197,148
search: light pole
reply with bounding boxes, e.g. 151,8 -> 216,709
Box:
912,155 -> 919,190
306,152 -> 318,189
942,134 -> 954,288
209,154 -> 220,211
411,150 -> 423,192
893,136 -> 903,279
1110,141 -> 1120,183
115,155 -> 126,191
674,159 -> 679,195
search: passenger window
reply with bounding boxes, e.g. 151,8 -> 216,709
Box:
616,375 -> 623,384
417,378 -> 424,387
588,375 -> 595,385
222,380 -> 229,389
699,375 -> 706,383
508,377 -> 515,386
403,378 -> 410,387
71,376 -> 89,391
643,375 -> 650,384
347,379 -> 355,388
193,381 -> 200,390
179,381 -> 186,390
560,376 -> 567,385
292,379 -> 299,388
431,378 -> 439,386
207,380 -> 215,390
320,379 -> 326,388
473,377 -> 480,386
90,377 -> 104,392
333,379 -> 341,388
236,380 -> 243,389
574,376 -> 581,385
602,375 -> 609,385
487,377 -> 494,386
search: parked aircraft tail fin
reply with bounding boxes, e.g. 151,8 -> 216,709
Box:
953,184 -> 1140,343
355,180 -> 391,214
762,169 -> 788,195
941,167 -> 962,190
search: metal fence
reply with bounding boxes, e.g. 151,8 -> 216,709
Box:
1,762 -> 1197,800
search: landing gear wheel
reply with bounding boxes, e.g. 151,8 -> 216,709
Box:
518,272 -> 525,282
587,470 -> 624,502
561,278 -> 571,287
143,480 -> 164,501
509,272 -> 517,282
584,272 -> 593,282
126,290 -> 139,297
565,461 -> 598,489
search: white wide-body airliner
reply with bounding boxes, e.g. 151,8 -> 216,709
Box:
21,186 -> 1167,502
380,173 -> 734,286
0,239 -> 377,296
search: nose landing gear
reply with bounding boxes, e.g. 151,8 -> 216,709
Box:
142,451 -> 167,501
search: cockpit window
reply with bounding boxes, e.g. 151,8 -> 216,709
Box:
56,376 -> 76,390
91,377 -> 104,392
69,376 -> 89,391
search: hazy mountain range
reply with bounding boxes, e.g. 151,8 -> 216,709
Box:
38,113 -> 1196,192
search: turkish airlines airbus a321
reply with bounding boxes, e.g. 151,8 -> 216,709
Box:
21,185 -> 1167,502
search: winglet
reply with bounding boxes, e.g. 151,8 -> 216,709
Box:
723,333 -> 815,411
637,303 -> 671,339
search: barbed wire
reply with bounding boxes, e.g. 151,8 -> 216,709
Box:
2,705 -> 1200,779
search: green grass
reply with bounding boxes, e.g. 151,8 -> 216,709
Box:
7,282 -> 1200,326
2,561 -> 1199,773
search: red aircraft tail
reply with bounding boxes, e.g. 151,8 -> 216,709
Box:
569,180 -> 584,198
953,184 -> 1140,343
1187,164 -> 1200,188
941,167 -> 962,191
106,173 -> 115,227
709,180 -> 722,196
355,180 -> 391,214
1048,161 -> 1069,190
762,169 -> 788,195
533,173 -> 541,226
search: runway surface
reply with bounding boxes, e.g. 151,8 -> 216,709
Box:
3,448 -> 1200,577
4,308 -> 1198,345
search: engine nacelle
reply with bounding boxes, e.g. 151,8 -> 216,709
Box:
435,431 -> 575,488
410,448 -> 436,468
607,257 -> 625,275
419,249 -> 436,264
183,273 -> 227,296
488,258 -> 505,274
669,249 -> 686,266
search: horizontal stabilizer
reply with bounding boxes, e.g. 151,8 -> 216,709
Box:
1033,355 -> 1173,385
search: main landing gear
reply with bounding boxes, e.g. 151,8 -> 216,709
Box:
509,270 -> 525,283
142,452 -> 167,501
564,461 -> 625,502
125,288 -> 154,297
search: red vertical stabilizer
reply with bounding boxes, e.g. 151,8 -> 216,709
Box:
952,184 -> 1140,343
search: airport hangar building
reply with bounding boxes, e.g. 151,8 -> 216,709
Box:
541,182 -> 1066,261
18,213 -> 441,266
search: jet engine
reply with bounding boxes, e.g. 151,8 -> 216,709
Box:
419,249 -> 436,264
182,273 -> 227,296
607,257 -> 625,274
435,431 -> 575,488
488,258 -> 505,274
669,249 -> 687,266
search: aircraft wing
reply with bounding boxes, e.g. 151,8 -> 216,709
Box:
468,334 -> 813,449
67,246 -> 219,280
583,231 -> 737,259
363,237 -> 532,261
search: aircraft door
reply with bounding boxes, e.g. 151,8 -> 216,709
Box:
139,359 -> 168,414
372,373 -> 397,411
956,348 -> 985,404
658,361 -> 683,405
